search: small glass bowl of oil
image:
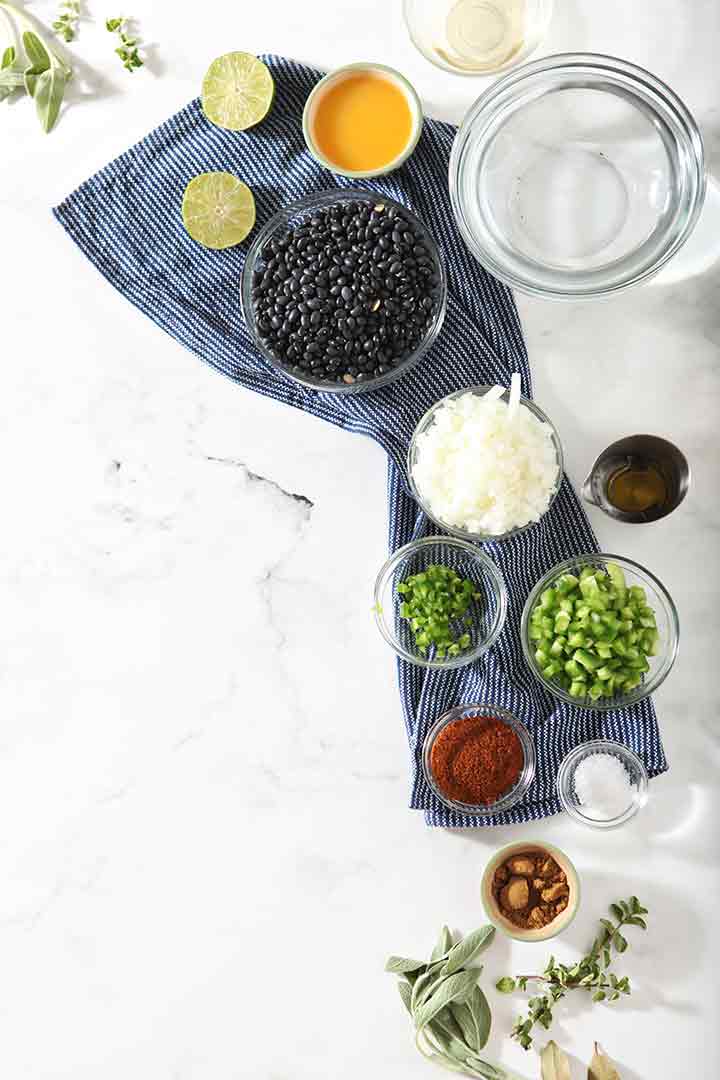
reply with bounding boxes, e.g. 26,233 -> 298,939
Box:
582,435 -> 690,524
302,63 -> 423,179
403,0 -> 553,76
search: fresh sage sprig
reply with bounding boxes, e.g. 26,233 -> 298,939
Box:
0,1 -> 72,131
52,0 -> 80,43
105,15 -> 142,72
497,897 -> 648,1050
387,924 -> 510,1079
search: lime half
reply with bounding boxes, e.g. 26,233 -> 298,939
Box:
201,52 -> 274,131
182,172 -> 256,249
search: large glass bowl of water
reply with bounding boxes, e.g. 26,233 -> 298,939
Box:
449,53 -> 706,299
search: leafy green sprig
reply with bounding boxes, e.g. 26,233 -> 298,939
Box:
0,1 -> 72,131
106,15 -> 142,72
497,897 -> 648,1050
52,0 -> 79,42
387,924 -> 510,1079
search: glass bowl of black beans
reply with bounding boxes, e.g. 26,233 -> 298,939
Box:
240,190 -> 447,393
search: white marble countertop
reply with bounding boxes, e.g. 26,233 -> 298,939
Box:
1,1 -> 719,1077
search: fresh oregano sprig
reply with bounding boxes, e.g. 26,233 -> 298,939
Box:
0,1 -> 72,131
52,0 -> 80,43
387,924 -> 510,1079
106,15 -> 143,72
496,896 -> 648,1050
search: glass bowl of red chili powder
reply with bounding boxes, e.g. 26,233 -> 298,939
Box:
423,704 -> 536,816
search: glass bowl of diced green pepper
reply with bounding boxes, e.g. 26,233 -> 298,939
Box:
373,536 -> 508,668
520,554 -> 679,710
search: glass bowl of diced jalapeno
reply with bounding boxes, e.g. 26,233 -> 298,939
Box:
520,555 -> 679,710
373,535 -> 508,669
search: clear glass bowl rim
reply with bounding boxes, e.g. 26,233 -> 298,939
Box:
401,0 -> 554,77
422,703 -> 536,816
240,188 -> 448,395
373,535 -> 508,669
449,51 -> 707,300
520,553 -> 680,710
556,738 -> 649,829
407,385 -> 564,541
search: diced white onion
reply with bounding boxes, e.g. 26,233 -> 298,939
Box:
412,387 -> 559,536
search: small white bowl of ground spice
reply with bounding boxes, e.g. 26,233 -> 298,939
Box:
557,740 -> 649,828
481,842 -> 580,942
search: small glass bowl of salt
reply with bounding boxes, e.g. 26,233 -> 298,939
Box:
557,740 -> 648,829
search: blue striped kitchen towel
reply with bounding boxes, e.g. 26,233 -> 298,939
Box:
53,54 -> 668,826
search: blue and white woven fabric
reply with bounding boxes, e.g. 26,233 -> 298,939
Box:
54,55 -> 668,826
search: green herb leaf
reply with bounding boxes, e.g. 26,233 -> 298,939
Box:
385,955 -> 426,975
496,977 -> 516,994
414,969 -> 480,1033
444,926 -> 495,976
22,30 -> 51,72
468,985 -> 492,1049
397,980 -> 413,1015
431,925 -> 453,962
540,1040 -> 571,1080
588,1042 -> 621,1080
31,63 -> 66,131
2,44 -> 16,67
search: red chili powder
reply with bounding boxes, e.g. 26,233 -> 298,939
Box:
429,714 -> 524,805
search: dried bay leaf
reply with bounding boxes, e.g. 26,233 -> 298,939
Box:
589,1043 -> 621,1080
541,1040 -> 571,1080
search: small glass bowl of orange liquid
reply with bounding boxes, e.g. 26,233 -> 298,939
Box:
302,63 -> 423,179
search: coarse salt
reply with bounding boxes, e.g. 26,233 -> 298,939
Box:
573,753 -> 634,820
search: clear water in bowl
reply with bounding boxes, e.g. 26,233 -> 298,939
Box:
451,55 -> 705,298
477,87 -> 673,269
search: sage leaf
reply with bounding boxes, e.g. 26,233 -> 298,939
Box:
431,925 -> 453,962
24,63 -> 46,97
430,1014 -> 474,1062
444,925 -> 495,975
2,44 -> 16,67
541,1040 -> 571,1080
415,1026 -> 467,1074
0,69 -> 24,88
496,977 -> 516,993
31,64 -> 66,132
434,1005 -> 466,1044
385,955 -> 426,975
449,1000 -> 479,1052
397,980 -> 413,1015
411,968 -> 445,1013
22,30 -> 51,72
469,985 -> 492,1049
414,969 -> 480,1033
588,1042 -> 621,1080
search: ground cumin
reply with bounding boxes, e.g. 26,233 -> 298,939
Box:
492,850 -> 570,930
429,713 -> 524,805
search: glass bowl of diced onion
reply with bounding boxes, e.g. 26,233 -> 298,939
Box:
520,554 -> 679,710
407,381 -> 564,542
373,536 -> 507,669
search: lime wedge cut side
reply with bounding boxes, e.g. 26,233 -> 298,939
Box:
201,52 -> 274,131
182,172 -> 256,249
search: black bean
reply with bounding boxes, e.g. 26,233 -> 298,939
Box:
250,199 -> 440,386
